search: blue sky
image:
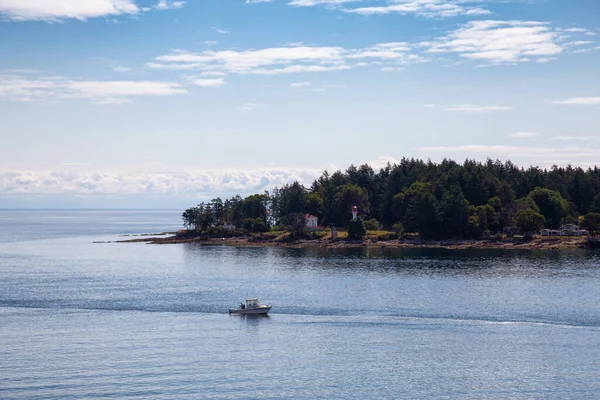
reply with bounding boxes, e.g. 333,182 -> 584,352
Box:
0,0 -> 599,208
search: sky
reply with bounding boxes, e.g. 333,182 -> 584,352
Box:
0,0 -> 599,208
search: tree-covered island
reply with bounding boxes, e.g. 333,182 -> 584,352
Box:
129,158 -> 600,249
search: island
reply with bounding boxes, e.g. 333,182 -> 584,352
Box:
119,158 -> 600,250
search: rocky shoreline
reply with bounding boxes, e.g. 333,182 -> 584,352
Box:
113,234 -> 589,251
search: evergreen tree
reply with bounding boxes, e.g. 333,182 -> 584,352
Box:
347,218 -> 367,240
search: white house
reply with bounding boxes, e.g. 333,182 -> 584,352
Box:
560,224 -> 589,236
304,214 -> 319,230
541,225 -> 589,237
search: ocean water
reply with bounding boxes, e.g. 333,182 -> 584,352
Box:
1,210 -> 599,399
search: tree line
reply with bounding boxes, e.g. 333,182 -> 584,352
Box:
182,158 -> 600,239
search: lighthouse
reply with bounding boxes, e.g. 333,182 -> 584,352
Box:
352,206 -> 358,221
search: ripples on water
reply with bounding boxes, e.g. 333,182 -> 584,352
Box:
1,210 -> 599,399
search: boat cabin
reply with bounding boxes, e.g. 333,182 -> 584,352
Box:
245,298 -> 260,308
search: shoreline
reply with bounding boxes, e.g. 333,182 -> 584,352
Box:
113,234 -> 590,250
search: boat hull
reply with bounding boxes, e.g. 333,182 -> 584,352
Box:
229,306 -> 271,315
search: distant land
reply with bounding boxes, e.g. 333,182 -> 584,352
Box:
121,158 -> 600,248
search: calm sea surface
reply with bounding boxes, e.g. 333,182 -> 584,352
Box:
1,210 -> 599,399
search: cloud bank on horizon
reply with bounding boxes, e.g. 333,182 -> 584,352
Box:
0,0 -> 599,207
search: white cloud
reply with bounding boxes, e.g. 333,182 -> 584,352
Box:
0,166 -> 324,199
559,27 -> 596,36
421,20 -> 563,64
571,46 -> 600,54
239,102 -> 263,111
199,71 -> 227,77
191,78 -> 226,87
564,40 -> 594,47
290,81 -> 311,87
91,97 -> 133,105
111,65 -> 132,72
0,74 -> 187,104
509,131 -> 538,138
147,21 -> 578,77
288,0 -> 361,6
0,75 -> 61,102
344,0 -> 491,18
288,0 -> 492,18
154,0 -> 185,10
444,104 -> 513,112
0,168 -> 318,197
0,0 -> 139,21
554,97 -> 600,105
0,0 -> 185,21
0,156 -> 400,200
554,135 -> 596,141
381,66 -> 405,72
67,80 -> 186,98
147,42 -> 420,75
211,26 -> 230,35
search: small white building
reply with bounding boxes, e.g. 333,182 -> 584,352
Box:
541,225 -> 589,237
304,214 -> 319,230
559,224 -> 589,236
541,229 -> 561,237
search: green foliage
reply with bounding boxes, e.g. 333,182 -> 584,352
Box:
581,213 -> 600,236
473,204 -> 499,234
398,182 -> 434,234
284,212 -> 307,240
278,181 -> 307,216
392,222 -> 405,239
515,209 -> 546,237
528,187 -> 569,229
435,185 -> 470,239
488,196 -> 502,213
306,192 -> 324,219
311,230 -> 328,239
347,218 -> 367,240
364,218 -> 379,231
516,196 -> 540,213
468,215 -> 482,239
182,207 -> 200,230
270,225 -> 283,232
249,232 -> 280,241
407,191 -> 439,240
241,194 -> 268,220
591,194 -> 600,213
253,218 -> 266,233
376,232 -> 398,241
181,204 -> 215,231
242,218 -> 255,231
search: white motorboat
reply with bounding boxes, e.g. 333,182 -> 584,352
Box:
229,298 -> 272,315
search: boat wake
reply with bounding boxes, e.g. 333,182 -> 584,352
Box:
2,301 -> 598,329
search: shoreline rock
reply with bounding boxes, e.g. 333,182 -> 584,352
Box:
114,235 -> 589,250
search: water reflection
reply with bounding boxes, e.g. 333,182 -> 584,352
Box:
233,314 -> 272,334
182,244 -> 600,279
